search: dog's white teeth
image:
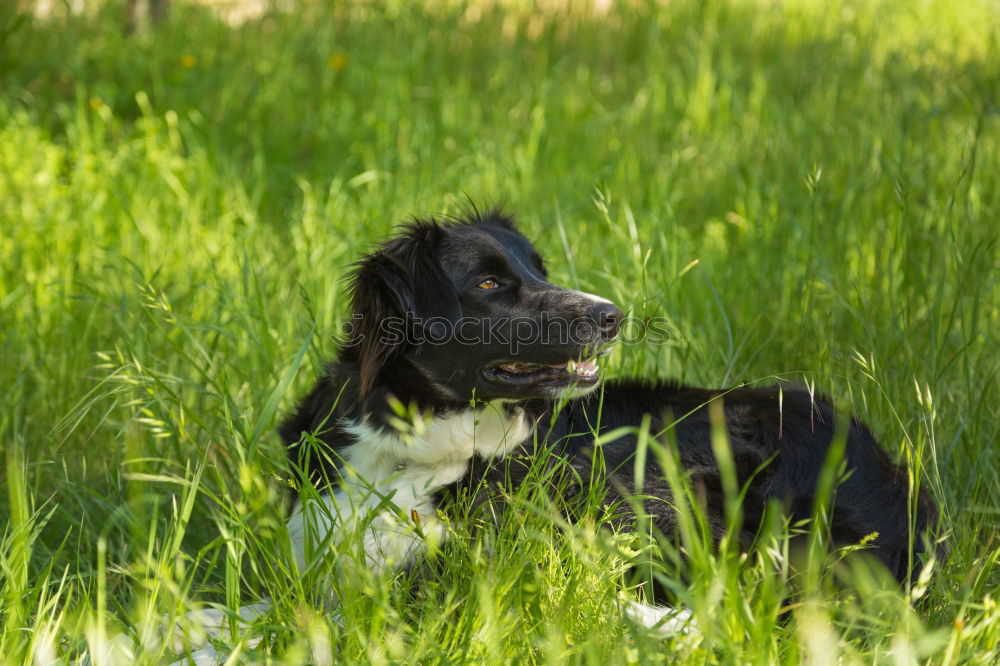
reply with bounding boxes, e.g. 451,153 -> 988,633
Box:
566,359 -> 598,377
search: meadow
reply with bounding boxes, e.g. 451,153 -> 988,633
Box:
1,0 -> 998,663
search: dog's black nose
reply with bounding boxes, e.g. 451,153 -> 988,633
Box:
591,302 -> 623,338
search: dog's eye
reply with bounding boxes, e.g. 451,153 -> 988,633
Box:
476,278 -> 500,290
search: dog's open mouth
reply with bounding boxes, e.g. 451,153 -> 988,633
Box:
486,358 -> 601,386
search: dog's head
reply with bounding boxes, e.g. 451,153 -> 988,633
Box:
346,210 -> 622,403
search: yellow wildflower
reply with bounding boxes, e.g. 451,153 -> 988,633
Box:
328,53 -> 349,72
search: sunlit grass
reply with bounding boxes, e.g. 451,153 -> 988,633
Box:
1,0 -> 998,663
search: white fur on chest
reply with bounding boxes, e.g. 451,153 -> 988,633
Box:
288,403 -> 530,573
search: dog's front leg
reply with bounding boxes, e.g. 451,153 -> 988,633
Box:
287,462 -> 461,579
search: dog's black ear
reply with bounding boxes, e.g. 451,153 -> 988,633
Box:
347,222 -> 460,395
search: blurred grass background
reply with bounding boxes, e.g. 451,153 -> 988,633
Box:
1,0 -> 998,663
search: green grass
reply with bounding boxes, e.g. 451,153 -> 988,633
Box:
1,0 -> 998,662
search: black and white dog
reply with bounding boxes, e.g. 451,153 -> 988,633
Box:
280,209 -> 940,610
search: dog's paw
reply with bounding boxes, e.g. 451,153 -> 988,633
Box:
166,601 -> 271,663
622,599 -> 697,638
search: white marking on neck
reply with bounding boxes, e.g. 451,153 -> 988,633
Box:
288,402 -> 530,573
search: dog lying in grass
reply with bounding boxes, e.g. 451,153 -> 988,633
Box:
280,209 -> 941,600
